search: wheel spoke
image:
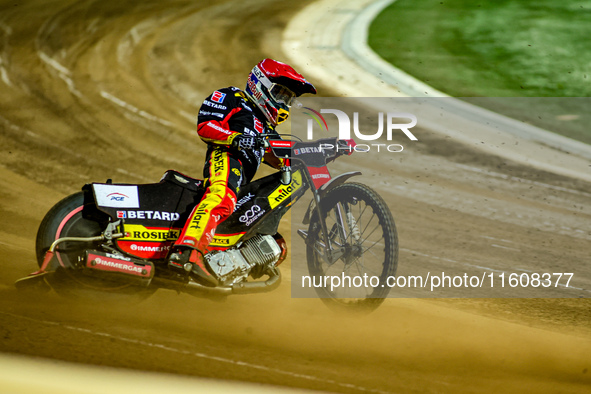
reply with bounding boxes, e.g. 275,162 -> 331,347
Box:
352,258 -> 382,277
361,237 -> 385,255
360,210 -> 375,238
305,183 -> 397,310
360,223 -> 381,246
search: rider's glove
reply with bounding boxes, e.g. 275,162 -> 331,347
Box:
232,134 -> 259,151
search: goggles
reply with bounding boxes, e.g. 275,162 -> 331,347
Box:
269,84 -> 296,107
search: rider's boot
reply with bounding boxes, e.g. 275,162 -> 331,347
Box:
169,165 -> 237,285
168,247 -> 217,286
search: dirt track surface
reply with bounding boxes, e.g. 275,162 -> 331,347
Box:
1,0 -> 590,392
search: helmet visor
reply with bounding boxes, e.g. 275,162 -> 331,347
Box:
269,84 -> 296,107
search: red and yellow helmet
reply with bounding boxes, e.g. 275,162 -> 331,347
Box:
245,59 -> 316,126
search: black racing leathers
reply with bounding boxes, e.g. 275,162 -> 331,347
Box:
173,87 -> 280,253
197,86 -> 279,183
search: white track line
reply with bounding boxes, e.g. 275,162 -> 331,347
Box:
0,353 -> 298,394
456,163 -> 591,198
100,90 -> 175,128
38,51 -> 83,98
0,66 -> 10,86
0,312 -> 388,394
490,244 -> 521,252
480,235 -> 516,244
38,51 -> 70,75
179,110 -> 196,123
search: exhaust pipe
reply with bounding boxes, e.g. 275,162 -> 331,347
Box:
231,269 -> 281,294
182,268 -> 282,296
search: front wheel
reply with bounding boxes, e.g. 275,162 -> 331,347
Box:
306,182 -> 398,312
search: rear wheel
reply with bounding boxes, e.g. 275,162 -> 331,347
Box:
36,192 -> 155,301
306,183 -> 398,312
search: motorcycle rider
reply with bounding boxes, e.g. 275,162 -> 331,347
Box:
168,58 -> 316,283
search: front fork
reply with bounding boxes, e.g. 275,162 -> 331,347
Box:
297,187 -> 353,266
313,201 -> 359,266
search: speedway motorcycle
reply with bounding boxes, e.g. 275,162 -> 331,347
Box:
16,136 -> 398,311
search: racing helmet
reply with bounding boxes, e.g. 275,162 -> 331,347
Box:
245,58 -> 316,126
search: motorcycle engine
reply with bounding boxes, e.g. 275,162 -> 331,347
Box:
205,234 -> 282,285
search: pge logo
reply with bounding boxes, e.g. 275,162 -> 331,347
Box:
107,193 -> 129,202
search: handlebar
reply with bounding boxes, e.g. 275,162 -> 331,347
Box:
257,135 -> 356,184
257,133 -> 275,149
